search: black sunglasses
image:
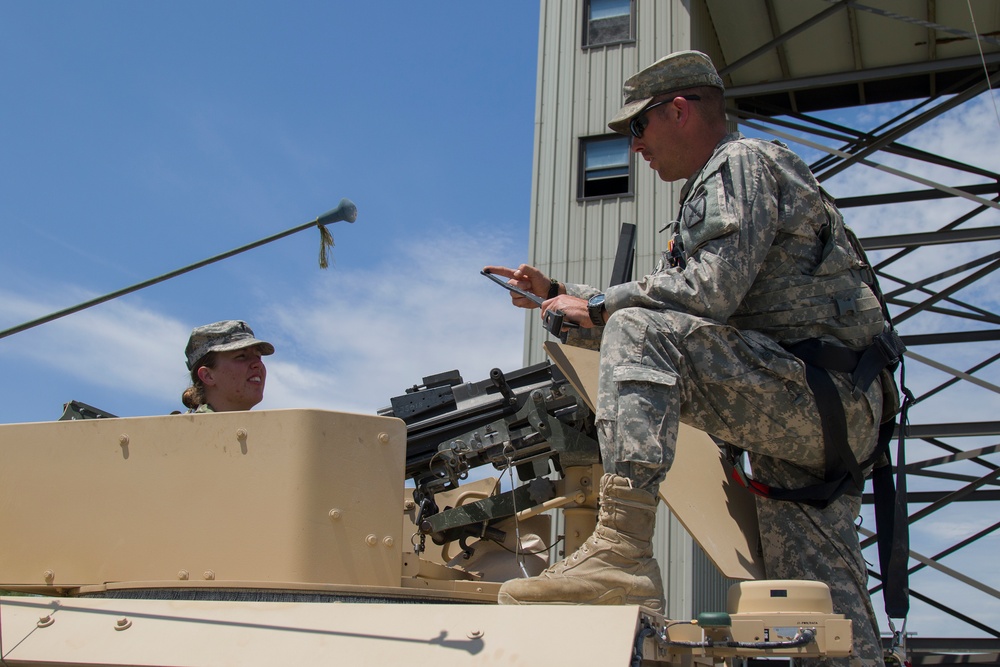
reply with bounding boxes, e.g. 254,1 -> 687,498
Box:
629,95 -> 701,138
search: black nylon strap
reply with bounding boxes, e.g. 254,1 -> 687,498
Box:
736,337 -> 910,620
802,363 -> 864,490
873,392 -> 911,619
733,342 -> 867,508
745,472 -> 854,508
786,339 -> 860,374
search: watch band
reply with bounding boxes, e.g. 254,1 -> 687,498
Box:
547,279 -> 560,299
588,295 -> 606,327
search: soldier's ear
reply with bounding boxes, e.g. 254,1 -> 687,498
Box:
197,366 -> 215,386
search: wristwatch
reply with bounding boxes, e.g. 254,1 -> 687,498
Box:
587,293 -> 607,327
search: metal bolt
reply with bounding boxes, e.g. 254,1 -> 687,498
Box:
37,615 -> 54,628
114,617 -> 132,631
236,428 -> 248,439
43,569 -> 54,583
203,570 -> 215,580
378,432 -> 390,444
468,629 -> 484,639
178,569 -> 190,580
329,509 -> 342,520
382,536 -> 394,548
118,434 -> 129,447
365,534 -> 377,546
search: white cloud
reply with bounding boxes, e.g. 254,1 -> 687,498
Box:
0,287 -> 187,406
262,225 -> 529,414
0,223 -> 531,420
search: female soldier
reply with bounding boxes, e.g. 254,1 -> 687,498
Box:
181,320 -> 274,413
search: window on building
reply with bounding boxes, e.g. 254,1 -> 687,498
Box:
579,135 -> 632,199
583,0 -> 634,48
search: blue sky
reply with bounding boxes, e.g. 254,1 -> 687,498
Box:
0,2 -> 537,423
2,0 -> 1000,641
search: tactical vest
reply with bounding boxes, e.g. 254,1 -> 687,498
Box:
674,137 -> 885,351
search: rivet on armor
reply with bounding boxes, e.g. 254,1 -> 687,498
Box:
365,534 -> 377,546
329,509 -> 342,520
36,615 -> 54,628
178,569 -> 190,580
114,617 -> 132,631
378,432 -> 390,444
382,536 -> 394,548
467,629 -> 484,639
118,434 -> 129,447
203,570 -> 215,580
236,428 -> 248,439
43,569 -> 54,583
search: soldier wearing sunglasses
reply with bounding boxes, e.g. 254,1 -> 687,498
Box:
487,50 -> 889,667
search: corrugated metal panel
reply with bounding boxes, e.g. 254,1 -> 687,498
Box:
702,0 -> 1000,112
656,502 -> 737,620
691,539 -> 740,617
527,0 -> 698,364
528,0 -> 737,620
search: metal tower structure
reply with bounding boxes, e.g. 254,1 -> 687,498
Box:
700,1 -> 999,662
529,0 -> 998,661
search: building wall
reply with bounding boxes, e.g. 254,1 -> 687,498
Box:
525,0 -> 697,362
528,0 -> 735,619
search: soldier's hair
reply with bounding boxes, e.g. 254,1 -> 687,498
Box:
181,351 -> 218,410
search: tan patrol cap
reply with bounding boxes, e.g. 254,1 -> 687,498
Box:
608,50 -> 724,135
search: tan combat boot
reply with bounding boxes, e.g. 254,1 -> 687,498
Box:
497,473 -> 664,611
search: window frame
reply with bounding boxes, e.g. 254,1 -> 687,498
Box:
577,134 -> 634,201
581,0 -> 636,49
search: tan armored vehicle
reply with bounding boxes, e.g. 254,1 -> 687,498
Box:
0,343 -> 853,665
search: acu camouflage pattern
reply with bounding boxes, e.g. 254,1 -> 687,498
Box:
563,133 -> 886,667
608,50 -> 725,136
185,320 -> 274,371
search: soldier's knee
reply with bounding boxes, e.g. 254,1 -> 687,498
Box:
603,307 -> 655,346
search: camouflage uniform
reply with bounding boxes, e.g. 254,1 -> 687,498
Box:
189,403 -> 215,414
565,133 -> 885,667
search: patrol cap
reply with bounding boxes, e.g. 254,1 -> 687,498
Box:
608,50 -> 724,135
185,320 -> 275,371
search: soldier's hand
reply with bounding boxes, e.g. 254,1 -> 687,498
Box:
482,264 -> 552,310
542,294 -> 593,329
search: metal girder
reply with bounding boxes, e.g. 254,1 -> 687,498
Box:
840,185 -> 1000,210
726,52 -> 1000,100
859,526 -> 1000,600
701,0 -> 1000,652
901,422 -> 1000,439
903,330 -> 1000,345
729,96 -> 999,646
859,224 -> 1000,248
